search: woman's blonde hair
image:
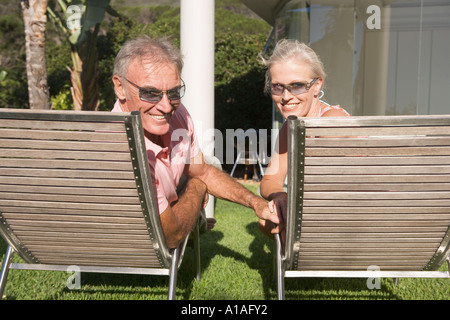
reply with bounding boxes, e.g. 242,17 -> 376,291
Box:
260,39 -> 326,95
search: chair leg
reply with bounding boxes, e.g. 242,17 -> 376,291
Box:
275,234 -> 285,300
168,247 -> 179,300
230,152 -> 241,177
0,245 -> 14,299
193,223 -> 201,281
394,278 -> 399,286
258,159 -> 265,177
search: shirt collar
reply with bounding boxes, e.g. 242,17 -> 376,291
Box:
113,100 -> 174,167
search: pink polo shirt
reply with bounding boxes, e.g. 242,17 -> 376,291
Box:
112,101 -> 201,214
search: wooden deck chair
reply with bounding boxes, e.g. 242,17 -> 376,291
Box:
276,114 -> 450,300
0,108 -> 201,300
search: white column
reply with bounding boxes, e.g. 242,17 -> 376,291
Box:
180,0 -> 216,218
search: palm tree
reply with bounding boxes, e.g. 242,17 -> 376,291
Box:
48,0 -> 116,111
21,0 -> 50,109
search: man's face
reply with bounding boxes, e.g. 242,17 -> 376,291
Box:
116,57 -> 182,138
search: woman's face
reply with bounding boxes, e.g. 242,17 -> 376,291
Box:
269,59 -> 322,119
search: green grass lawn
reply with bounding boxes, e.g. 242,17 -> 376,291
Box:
0,184 -> 449,300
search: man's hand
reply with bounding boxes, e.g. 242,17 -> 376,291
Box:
252,195 -> 281,228
257,192 -> 287,240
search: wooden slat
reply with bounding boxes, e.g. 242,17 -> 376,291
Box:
36,253 -> 159,261
0,176 -> 137,188
302,206 -> 450,214
297,258 -> 430,264
300,234 -> 443,243
296,265 -> 425,271
1,193 -> 140,205
0,119 -> 126,131
36,255 -> 159,262
0,128 -> 127,141
6,214 -> 147,225
35,257 -> 162,268
0,185 -> 138,197
0,199 -> 142,211
299,226 -> 448,233
302,213 -> 450,221
7,219 -> 148,230
306,125 -> 450,137
0,168 -> 135,179
298,242 -> 439,249
0,138 -> 129,152
304,174 -> 450,183
305,156 -> 450,166
0,158 -> 133,170
26,244 -> 153,252
21,237 -> 152,246
300,114 -> 450,126
1,149 -> 131,161
302,221 -> 448,228
306,136 -> 450,147
305,146 -> 450,157
1,206 -> 142,217
13,226 -> 150,235
307,251 -> 432,258
298,256 -> 430,261
305,165 -> 450,175
2,213 -> 144,224
303,191 -> 450,200
304,183 -> 450,191
17,232 -> 152,241
26,241 -> 154,250
39,257 -> 160,264
304,199 -> 450,206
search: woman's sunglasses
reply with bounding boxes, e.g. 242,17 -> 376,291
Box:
270,78 -> 318,96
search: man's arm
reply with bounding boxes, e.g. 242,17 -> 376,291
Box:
159,177 -> 207,248
185,153 -> 280,231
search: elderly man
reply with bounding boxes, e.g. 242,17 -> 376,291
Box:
111,35 -> 280,248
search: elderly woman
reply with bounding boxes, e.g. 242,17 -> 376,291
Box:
259,39 -> 350,238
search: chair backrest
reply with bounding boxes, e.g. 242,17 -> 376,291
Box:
0,109 -> 172,269
286,114 -> 450,272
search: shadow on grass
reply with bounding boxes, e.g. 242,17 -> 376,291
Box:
244,222 -> 402,300
0,225 -> 411,300
282,277 -> 400,300
0,235 -> 203,300
246,222 -> 277,299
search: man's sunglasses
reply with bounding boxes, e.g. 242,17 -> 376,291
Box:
125,78 -> 186,103
270,78 -> 318,96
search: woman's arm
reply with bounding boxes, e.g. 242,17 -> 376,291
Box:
259,122 -> 289,237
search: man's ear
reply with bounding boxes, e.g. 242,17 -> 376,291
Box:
112,75 -> 126,100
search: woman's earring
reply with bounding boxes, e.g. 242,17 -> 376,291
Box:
318,90 -> 324,99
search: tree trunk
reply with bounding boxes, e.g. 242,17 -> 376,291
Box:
68,23 -> 100,111
21,0 -> 50,110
